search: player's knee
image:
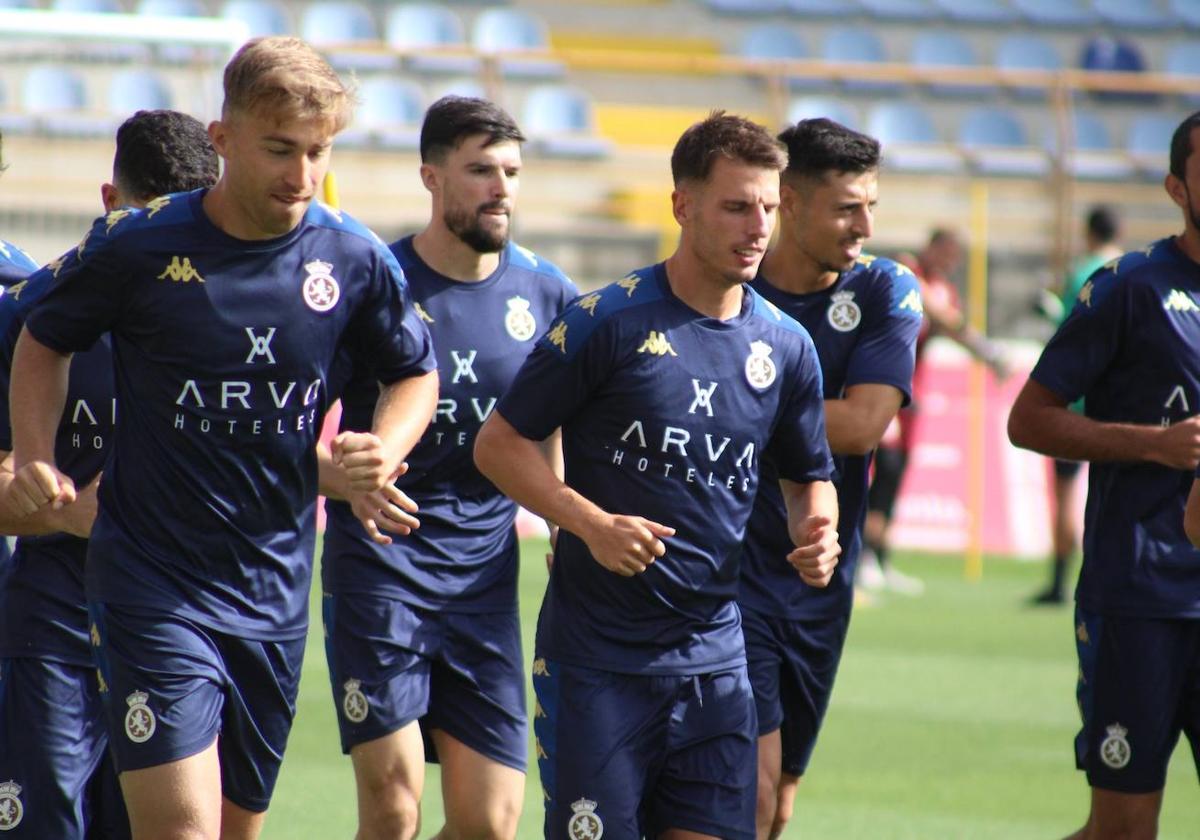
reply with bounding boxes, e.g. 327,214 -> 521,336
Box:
769,793 -> 795,840
356,773 -> 421,840
444,793 -> 521,840
755,774 -> 778,833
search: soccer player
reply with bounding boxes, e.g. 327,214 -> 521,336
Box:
320,96 -> 577,840
5,38 -> 438,840
1008,110 -> 1200,840
738,119 -> 922,840
0,109 -> 219,839
475,111 -> 840,840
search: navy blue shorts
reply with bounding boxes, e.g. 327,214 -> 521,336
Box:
0,657 -> 129,837
1053,459 -> 1083,479
532,658 -> 757,840
743,606 -> 851,777
87,602 -> 305,813
1074,607 -> 1200,793
322,593 -> 527,772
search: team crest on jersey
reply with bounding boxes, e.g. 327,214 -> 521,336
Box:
1164,289 -> 1199,313
0,781 -> 23,831
1100,723 -> 1131,769
827,290 -> 861,332
342,679 -> 369,723
745,340 -> 776,390
124,690 -> 156,743
568,797 -> 603,840
302,260 -> 340,312
505,295 -> 537,341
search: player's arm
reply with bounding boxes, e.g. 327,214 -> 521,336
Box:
0,451 -> 96,537
780,478 -> 840,588
1008,379 -> 1200,469
7,327 -> 76,515
824,383 -> 905,456
1185,478 -> 1200,547
538,427 -> 564,567
475,411 -> 674,577
922,281 -> 1007,378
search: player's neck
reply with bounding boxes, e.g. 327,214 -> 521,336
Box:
663,252 -> 744,320
1176,229 -> 1200,267
760,241 -> 838,295
412,227 -> 500,283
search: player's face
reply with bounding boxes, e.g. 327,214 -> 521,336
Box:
786,169 -> 877,274
1167,126 -> 1200,234
678,157 -> 779,288
432,135 -> 521,254
212,108 -> 335,239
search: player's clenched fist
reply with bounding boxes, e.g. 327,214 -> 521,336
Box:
1149,415 -> 1200,470
582,513 -> 675,577
7,460 -> 76,516
331,431 -> 395,493
786,514 -> 840,588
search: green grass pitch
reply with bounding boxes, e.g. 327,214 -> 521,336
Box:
262,542 -> 1200,839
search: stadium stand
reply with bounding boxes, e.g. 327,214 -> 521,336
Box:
737,25 -> 820,91
470,7 -> 562,78
1011,0 -> 1096,27
386,3 -> 480,75
521,83 -> 610,158
994,34 -> 1062,100
935,0 -> 1017,24
858,0 -> 938,22
958,105 -> 1048,177
821,25 -> 901,95
787,96 -> 859,130
220,0 -> 291,36
107,68 -> 174,115
911,30 -> 986,98
338,75 -> 423,149
866,100 -> 963,174
22,65 -> 111,137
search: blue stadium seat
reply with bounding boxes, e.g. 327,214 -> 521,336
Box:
108,68 -> 173,116
1051,111 -> 1134,180
995,34 -> 1062,99
911,31 -> 988,97
0,76 -> 34,135
138,0 -> 206,15
858,0 -> 939,21
431,77 -> 488,100
0,0 -> 37,8
866,101 -> 962,173
786,96 -> 859,130
934,0 -> 1016,23
1092,0 -> 1170,30
471,7 -> 563,79
340,76 -> 423,150
1171,0 -> 1200,28
700,0 -> 788,14
1127,113 -> 1177,179
23,66 -> 111,137
957,106 -> 1048,176
738,25 -> 820,91
221,0 -> 291,36
52,0 -> 122,12
1011,0 -> 1096,26
386,4 -> 478,75
522,84 -> 610,159
301,1 -> 393,71
1165,42 -> 1200,105
787,0 -> 854,16
822,26 -> 900,95
1080,36 -> 1153,104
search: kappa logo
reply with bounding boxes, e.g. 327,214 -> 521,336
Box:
1164,289 -> 1199,313
302,260 -> 339,312
413,302 -> 434,324
505,295 -> 537,341
616,275 -> 640,297
637,330 -> 676,356
546,322 -> 569,355
76,231 -> 91,259
450,350 -> 478,384
46,254 -> 68,279
899,288 -> 924,315
157,256 -> 204,284
245,327 -> 277,365
1100,723 -> 1131,769
1077,280 -> 1094,308
577,292 -> 602,316
145,195 -> 172,218
342,679 -> 369,724
2,280 -> 26,301
536,738 -> 549,760
0,781 -> 23,831
104,209 -> 131,234
567,798 -> 604,840
534,700 -> 546,719
124,690 -> 156,743
1076,621 -> 1089,644
827,290 -> 862,332
532,658 -> 549,676
96,668 -> 108,694
689,379 -> 718,417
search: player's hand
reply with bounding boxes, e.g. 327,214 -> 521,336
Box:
546,523 -> 559,571
330,431 -> 395,493
7,460 -> 76,516
582,514 -> 675,577
51,473 -> 99,538
786,514 -> 841,588
1149,415 -> 1200,470
347,464 -> 419,545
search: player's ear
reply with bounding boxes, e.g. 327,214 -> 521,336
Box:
208,119 -> 229,158
418,162 -> 438,194
671,186 -> 689,226
100,183 -> 119,213
1166,172 -> 1188,210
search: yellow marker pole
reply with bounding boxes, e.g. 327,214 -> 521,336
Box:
322,170 -> 340,210
965,182 -> 988,582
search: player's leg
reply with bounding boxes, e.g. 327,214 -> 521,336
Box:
426,611 -> 527,840
741,606 -> 785,839
324,592 -> 433,840
118,748 -> 222,840
1034,460 -> 1081,605
771,774 -> 800,840
754,731 -> 783,840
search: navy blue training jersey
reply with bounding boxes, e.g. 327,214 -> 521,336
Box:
497,264 -> 834,675
24,191 -> 437,640
740,255 -> 922,619
323,236 -> 577,610
1031,237 -> 1200,619
0,261 -> 113,666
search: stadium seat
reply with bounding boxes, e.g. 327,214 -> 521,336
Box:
1079,36 -> 1153,104
858,0 -> 939,21
911,31 -> 988,97
302,1 -> 394,71
522,85 -> 611,159
1051,111 -> 1135,180
822,26 -> 900,95
52,0 -> 122,12
138,0 -> 206,15
934,0 -> 1016,23
1011,0 -> 1096,26
471,8 -> 563,79
1127,113 -> 1177,179
738,25 -> 820,91
995,34 -> 1062,99
386,4 -> 478,75
221,0 -> 291,36
0,77 -> 34,135
699,0 -> 788,14
108,68 -> 174,116
787,0 -> 854,16
431,77 -> 487,100
339,76 -> 423,150
1170,0 -> 1200,28
1092,0 -> 1170,30
866,101 -> 962,173
786,96 -> 859,130
1165,42 -> 1200,105
0,0 -> 37,8
22,66 -> 111,137
957,106 -> 1048,177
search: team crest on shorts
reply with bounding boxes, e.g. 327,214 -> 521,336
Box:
342,678 -> 369,724
1100,722 -> 1131,769
745,340 -> 776,390
505,295 -> 537,341
0,781 -> 23,831
568,797 -> 603,840
302,259 -> 340,313
124,690 -> 156,744
826,290 -> 861,332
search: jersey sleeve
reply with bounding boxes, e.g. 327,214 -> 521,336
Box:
347,248 -> 437,385
1030,268 -> 1128,404
844,266 -> 923,405
768,332 -> 834,483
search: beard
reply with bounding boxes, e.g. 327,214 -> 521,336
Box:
445,202 -> 509,253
